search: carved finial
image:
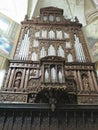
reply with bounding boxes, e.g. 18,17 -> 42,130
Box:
75,16 -> 79,23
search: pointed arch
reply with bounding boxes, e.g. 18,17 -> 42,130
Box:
57,46 -> 64,57
33,40 -> 39,47
48,45 -> 56,56
48,30 -> 55,39
40,46 -> 46,58
45,69 -> 49,82
56,30 -> 62,39
31,52 -> 37,61
67,53 -> 73,62
51,67 -> 56,82
35,31 -> 40,38
42,29 -> 47,38
58,70 -> 62,83
66,41 -> 71,48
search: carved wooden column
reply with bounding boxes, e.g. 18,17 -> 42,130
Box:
69,28 -> 77,62
20,69 -> 26,89
91,71 -> 98,92
24,69 -> 30,89
74,71 -> 80,91
4,68 -> 11,88
28,27 -> 34,60
77,70 -> 83,91
8,68 -> 15,88
88,71 -> 95,91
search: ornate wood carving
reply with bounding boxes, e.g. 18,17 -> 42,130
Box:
1,6 -> 98,105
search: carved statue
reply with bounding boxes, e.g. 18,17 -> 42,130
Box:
82,75 -> 89,91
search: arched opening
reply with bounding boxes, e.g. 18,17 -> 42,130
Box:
31,52 -> 37,61
67,53 -> 73,62
40,46 -> 46,58
48,45 -> 56,56
57,46 -> 64,57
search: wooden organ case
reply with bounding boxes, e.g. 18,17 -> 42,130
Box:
0,7 -> 98,130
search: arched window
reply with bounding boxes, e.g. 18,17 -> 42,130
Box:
48,30 -> 55,39
67,53 -> 73,62
57,46 -> 64,57
31,52 -> 37,61
40,47 -> 46,58
48,45 -> 56,56
51,67 -> 56,82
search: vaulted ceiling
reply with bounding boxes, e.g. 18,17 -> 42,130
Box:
0,0 -> 97,26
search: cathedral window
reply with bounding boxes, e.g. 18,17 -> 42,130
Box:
51,67 -> 56,83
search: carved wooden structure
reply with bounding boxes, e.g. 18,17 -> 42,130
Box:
0,7 -> 98,129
